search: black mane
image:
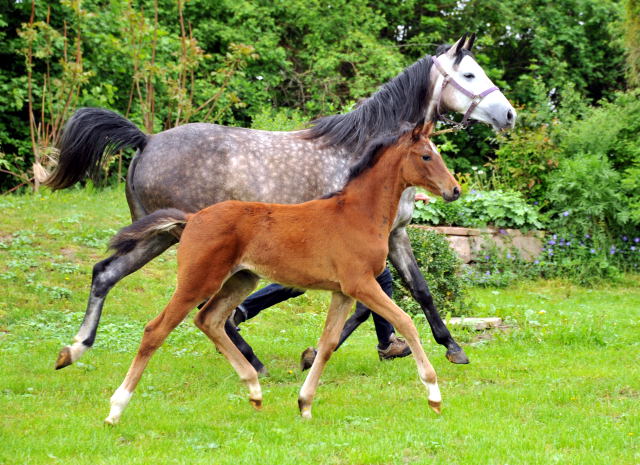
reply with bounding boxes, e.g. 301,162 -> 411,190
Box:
303,55 -> 436,155
320,123 -> 416,199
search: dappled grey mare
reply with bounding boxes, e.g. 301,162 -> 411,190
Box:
48,35 -> 516,372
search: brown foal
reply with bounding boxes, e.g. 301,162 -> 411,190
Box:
103,121 -> 460,424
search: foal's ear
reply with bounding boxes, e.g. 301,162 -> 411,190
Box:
411,121 -> 434,141
464,33 -> 477,51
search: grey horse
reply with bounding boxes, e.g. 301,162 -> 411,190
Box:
48,34 -> 516,372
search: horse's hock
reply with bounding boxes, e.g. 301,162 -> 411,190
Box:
411,225 -> 544,263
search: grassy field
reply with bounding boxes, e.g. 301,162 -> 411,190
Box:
1,186 -> 639,465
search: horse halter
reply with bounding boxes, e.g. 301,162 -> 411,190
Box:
430,56 -> 499,129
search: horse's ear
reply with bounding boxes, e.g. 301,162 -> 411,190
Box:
447,34 -> 468,57
422,121 -> 434,138
464,33 -> 476,51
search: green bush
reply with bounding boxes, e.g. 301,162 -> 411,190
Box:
412,189 -> 543,230
390,227 -> 468,317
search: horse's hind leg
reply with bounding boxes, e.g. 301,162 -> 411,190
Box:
55,233 -> 176,369
104,289 -> 202,424
298,292 -> 354,419
194,271 -> 263,409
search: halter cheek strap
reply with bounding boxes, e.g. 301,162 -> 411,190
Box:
431,56 -> 499,128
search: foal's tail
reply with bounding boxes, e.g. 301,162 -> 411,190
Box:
43,107 -> 148,190
109,209 -> 190,256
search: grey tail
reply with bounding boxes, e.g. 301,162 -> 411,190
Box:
44,107 -> 148,190
109,208 -> 189,255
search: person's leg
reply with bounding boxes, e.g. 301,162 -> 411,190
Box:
232,283 -> 305,325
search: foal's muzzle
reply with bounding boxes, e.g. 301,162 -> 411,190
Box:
443,186 -> 460,202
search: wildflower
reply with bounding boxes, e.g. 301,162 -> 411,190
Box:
485,271 -> 491,275
499,229 -> 507,235
566,241 -> 571,246
610,247 -> 616,255
585,234 -> 591,239
622,236 -> 628,241
590,249 -> 596,254
635,237 -> 640,243
470,189 -> 477,194
562,211 -> 570,217
534,260 -> 540,265
485,255 -> 490,260
472,166 -> 478,171
631,246 -> 636,251
533,201 -> 539,205
553,234 -> 557,239
538,310 -> 546,315
548,240 -> 556,245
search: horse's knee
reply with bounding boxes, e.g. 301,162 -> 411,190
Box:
91,256 -> 120,297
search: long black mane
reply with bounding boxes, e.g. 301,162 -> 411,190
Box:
303,55 -> 435,155
320,123 -> 417,199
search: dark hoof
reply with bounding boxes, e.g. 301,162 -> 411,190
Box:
445,347 -> 469,364
249,398 -> 262,410
300,347 -> 317,371
55,347 -> 73,370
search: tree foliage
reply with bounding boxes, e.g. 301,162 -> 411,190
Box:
0,0 -> 629,191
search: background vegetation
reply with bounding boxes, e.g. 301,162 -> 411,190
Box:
1,189 -> 639,464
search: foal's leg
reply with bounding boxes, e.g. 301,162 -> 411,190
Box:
298,292 -> 354,419
194,271 -> 265,409
348,278 -> 442,413
104,289 -> 202,424
56,233 -> 177,369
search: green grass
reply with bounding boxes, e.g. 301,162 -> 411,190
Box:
1,186 -> 639,464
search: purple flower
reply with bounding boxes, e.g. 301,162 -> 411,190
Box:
631,246 -> 636,251
534,260 -> 540,265
566,241 -> 571,246
634,237 -> 639,243
590,249 -> 596,254
622,236 -> 628,241
485,255 -> 490,260
548,240 -> 556,245
562,211 -> 570,217
610,247 -> 616,255
553,234 -> 557,240
534,201 -> 539,205
585,234 -> 591,239
499,229 -> 507,235
485,271 -> 491,276
506,253 -> 512,259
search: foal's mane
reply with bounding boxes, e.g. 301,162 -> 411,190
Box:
303,55 -> 435,155
320,123 -> 418,199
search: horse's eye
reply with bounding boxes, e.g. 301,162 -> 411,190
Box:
463,73 -> 475,79
422,155 -> 432,161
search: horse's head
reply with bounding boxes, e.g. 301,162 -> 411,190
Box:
400,121 -> 460,202
431,34 -> 516,131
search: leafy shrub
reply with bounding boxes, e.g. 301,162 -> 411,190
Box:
390,228 -> 467,317
412,190 -> 543,230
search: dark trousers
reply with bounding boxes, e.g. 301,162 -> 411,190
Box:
235,268 -> 396,349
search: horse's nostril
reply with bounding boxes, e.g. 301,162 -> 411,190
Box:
453,186 -> 460,197
506,109 -> 514,122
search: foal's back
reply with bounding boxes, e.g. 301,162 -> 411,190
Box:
177,196 -> 386,294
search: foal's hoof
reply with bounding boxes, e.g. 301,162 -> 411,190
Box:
445,347 -> 469,365
55,346 -> 73,370
249,398 -> 263,410
428,400 -> 442,414
300,347 -> 317,371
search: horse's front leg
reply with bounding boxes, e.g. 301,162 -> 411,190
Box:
55,233 -> 177,369
298,292 -> 354,419
388,226 -> 469,364
348,277 -> 442,414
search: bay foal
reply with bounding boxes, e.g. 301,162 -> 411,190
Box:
104,121 -> 460,424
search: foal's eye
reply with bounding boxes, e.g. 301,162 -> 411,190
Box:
463,73 -> 475,79
422,155 -> 432,161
